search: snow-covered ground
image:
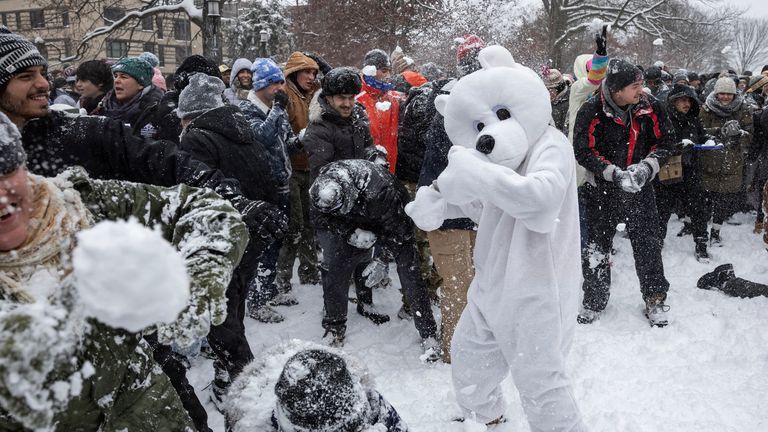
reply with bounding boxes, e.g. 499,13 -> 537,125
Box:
191,214 -> 768,432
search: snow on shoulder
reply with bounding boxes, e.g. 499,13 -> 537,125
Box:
72,218 -> 190,332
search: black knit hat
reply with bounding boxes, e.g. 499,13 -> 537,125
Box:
173,55 -> 222,91
644,65 -> 662,81
0,111 -> 26,175
606,59 -> 644,93
363,49 -> 391,70
0,27 -> 47,89
274,349 -> 364,431
75,60 -> 113,91
321,67 -> 362,96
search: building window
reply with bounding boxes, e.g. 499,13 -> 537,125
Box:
175,45 -> 191,65
15,12 -> 22,29
143,42 -> 156,56
30,10 -> 45,29
174,19 -> 190,41
141,15 -> 153,31
158,46 -> 165,67
156,17 -> 164,39
1,13 -> 7,28
103,7 -> 124,25
61,11 -> 69,27
106,40 -> 129,59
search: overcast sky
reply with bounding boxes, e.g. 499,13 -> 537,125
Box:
720,0 -> 768,17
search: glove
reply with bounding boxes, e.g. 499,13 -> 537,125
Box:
273,90 -> 289,109
627,161 -> 653,191
612,166 -> 640,193
595,24 -> 608,56
348,228 -> 377,249
230,196 -> 288,253
362,259 -> 388,288
721,120 -> 742,138
303,51 -> 332,75
405,185 -> 447,231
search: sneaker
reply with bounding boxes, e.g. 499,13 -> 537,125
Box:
695,243 -> 710,263
269,291 -> 299,306
248,304 -> 285,323
356,303 -> 390,325
644,294 -> 670,327
710,229 -> 722,246
754,222 -> 764,234
577,307 -> 600,324
697,263 -> 735,290
397,305 -> 412,320
322,327 -> 345,348
420,336 -> 442,362
677,223 -> 692,237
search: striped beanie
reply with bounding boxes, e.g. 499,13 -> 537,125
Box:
0,27 -> 47,89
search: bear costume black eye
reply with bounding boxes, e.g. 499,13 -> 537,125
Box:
496,108 -> 511,121
475,122 -> 485,132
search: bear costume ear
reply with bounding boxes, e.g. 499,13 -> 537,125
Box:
435,94 -> 449,116
479,45 -> 517,70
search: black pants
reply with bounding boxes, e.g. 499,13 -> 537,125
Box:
581,183 -> 669,311
707,191 -> 739,227
316,229 -> 437,339
656,175 -> 709,245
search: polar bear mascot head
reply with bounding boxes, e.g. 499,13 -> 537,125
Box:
435,45 -> 552,172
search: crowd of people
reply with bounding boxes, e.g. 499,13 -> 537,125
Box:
1,20 -> 768,432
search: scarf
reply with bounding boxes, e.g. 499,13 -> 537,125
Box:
363,75 -> 395,92
0,176 -> 91,303
601,84 -> 632,125
705,92 -> 744,117
98,86 -> 153,124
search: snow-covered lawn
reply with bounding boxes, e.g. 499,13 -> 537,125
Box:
192,214 -> 768,432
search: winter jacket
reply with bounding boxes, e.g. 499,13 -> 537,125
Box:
551,87 -> 571,134
224,58 -> 253,104
303,95 -> 376,181
355,78 -> 404,173
396,78 -> 452,183
93,85 -> 164,129
666,85 -> 709,175
131,89 -> 184,143
0,168 -> 248,432
699,93 -> 754,193
239,92 -> 299,190
225,340 -> 409,432
284,52 -> 321,172
568,53 -> 608,186
391,70 -> 428,93
573,89 -> 674,186
178,104 -> 280,205
76,93 -> 106,115
311,160 -> 415,252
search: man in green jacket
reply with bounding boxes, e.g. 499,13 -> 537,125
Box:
0,111 -> 249,431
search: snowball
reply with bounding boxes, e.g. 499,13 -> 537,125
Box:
362,65 -> 377,76
73,219 -> 190,332
375,101 -> 391,111
589,18 -> 605,34
652,38 -> 664,46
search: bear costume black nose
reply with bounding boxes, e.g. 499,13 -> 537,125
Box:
476,135 -> 495,154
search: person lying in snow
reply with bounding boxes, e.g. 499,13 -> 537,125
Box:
697,264 -> 768,298
308,159 -> 439,360
0,111 -> 249,431
224,340 -> 408,432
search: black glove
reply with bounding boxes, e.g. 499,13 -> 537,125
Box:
230,196 -> 289,252
273,90 -> 289,109
303,51 -> 332,75
595,24 -> 608,56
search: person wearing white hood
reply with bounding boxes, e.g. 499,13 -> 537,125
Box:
224,58 -> 254,104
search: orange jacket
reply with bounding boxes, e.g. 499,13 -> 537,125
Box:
356,79 -> 404,172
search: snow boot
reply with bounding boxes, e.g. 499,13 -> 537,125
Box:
397,304 -> 413,320
269,291 -> 299,306
420,336 -> 442,363
709,228 -> 722,246
357,303 -> 390,325
677,222 -> 692,237
322,326 -> 346,348
577,307 -> 600,324
210,361 -> 230,414
754,222 -> 764,234
248,304 -> 285,323
696,263 -> 735,290
644,293 -> 669,327
695,243 -> 710,263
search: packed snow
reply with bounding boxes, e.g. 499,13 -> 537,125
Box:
652,38 -> 664,46
73,219 -> 190,332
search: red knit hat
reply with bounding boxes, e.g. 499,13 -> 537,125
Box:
456,35 -> 486,62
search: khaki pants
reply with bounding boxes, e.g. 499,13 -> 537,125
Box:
403,181 -> 442,299
427,229 -> 476,363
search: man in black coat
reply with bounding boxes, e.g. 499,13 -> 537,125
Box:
310,160 -> 439,361
573,59 -> 674,327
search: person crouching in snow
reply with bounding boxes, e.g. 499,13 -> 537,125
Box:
406,45 -> 586,430
225,340 -> 408,432
0,111 -> 249,431
309,160 -> 440,360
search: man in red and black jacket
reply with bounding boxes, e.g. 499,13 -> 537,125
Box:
573,59 -> 674,327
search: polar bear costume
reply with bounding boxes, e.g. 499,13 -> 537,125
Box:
406,46 -> 585,431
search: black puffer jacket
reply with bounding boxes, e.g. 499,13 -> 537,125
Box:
178,104 -> 279,205
303,96 -> 376,180
396,78 -> 451,183
574,89 -> 674,183
132,90 -> 183,143
667,84 -> 708,159
310,160 -> 414,251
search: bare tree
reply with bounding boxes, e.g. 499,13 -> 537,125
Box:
732,17 -> 768,73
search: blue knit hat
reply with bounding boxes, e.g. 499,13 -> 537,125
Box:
111,57 -> 154,87
251,58 -> 284,91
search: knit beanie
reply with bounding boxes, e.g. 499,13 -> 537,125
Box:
176,73 -> 225,119
251,58 -> 285,91
174,55 -> 222,91
139,52 -> 160,68
111,57 -> 154,87
420,62 -> 444,82
363,49 -> 391,71
713,76 -> 737,95
605,59 -> 644,93
0,27 -> 47,89
0,111 -> 26,175
687,71 -> 700,82
541,67 -> 565,89
644,65 -> 662,81
274,350 -> 365,431
672,69 -> 689,84
321,67 -> 362,96
152,68 -> 167,91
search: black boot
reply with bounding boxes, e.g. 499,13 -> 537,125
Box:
677,222 -> 692,237
697,263 -> 735,290
695,242 -> 710,263
356,303 -> 390,325
710,228 -> 722,246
